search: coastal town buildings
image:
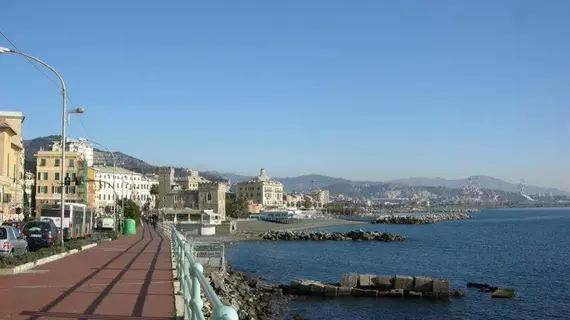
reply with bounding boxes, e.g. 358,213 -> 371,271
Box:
0,111 -> 25,221
284,193 -> 304,207
34,141 -> 86,213
93,166 -> 158,213
158,167 -> 227,220
235,169 -> 284,212
308,189 -> 330,206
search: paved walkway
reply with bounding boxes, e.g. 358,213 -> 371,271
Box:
0,225 -> 176,319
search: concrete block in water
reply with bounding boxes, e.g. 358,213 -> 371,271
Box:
432,279 -> 450,295
323,285 -> 338,297
389,289 -> 404,297
362,289 -> 378,297
408,291 -> 422,297
358,274 -> 375,288
309,283 -> 325,296
423,292 -> 438,298
351,288 -> 367,297
340,273 -> 359,287
392,275 -> 414,290
377,291 -> 390,297
338,287 -> 353,296
492,288 -> 514,298
296,280 -> 314,295
372,276 -> 393,291
413,276 -> 434,293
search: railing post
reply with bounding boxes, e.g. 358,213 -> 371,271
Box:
190,262 -> 204,320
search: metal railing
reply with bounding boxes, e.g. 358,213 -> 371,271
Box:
159,223 -> 239,320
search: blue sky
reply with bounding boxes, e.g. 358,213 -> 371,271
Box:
0,0 -> 569,190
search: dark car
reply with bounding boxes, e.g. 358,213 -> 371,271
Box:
22,220 -> 60,251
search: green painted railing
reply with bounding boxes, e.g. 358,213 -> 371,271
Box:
160,223 -> 238,320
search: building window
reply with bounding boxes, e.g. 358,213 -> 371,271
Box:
39,159 -> 46,167
69,159 -> 75,167
207,192 -> 212,203
54,159 -> 60,167
66,186 -> 76,194
55,172 -> 60,181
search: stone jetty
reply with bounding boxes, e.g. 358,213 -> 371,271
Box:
259,229 -> 407,242
283,273 -> 464,299
371,212 -> 472,225
467,282 -> 515,298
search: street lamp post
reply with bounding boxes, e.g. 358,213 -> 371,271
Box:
0,47 -> 84,249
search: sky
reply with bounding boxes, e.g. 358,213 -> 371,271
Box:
0,0 -> 569,190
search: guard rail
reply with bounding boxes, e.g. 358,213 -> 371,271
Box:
159,223 -> 238,320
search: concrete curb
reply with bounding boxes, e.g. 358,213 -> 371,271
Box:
80,243 -> 98,251
0,249 -> 79,275
0,241 -> 100,276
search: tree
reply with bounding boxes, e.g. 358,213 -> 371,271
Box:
23,191 -> 30,221
303,198 -> 312,209
295,201 -> 301,208
226,196 -> 249,219
117,198 -> 142,224
150,184 -> 159,196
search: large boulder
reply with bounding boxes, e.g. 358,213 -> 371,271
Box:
340,273 -> 359,287
392,275 -> 414,290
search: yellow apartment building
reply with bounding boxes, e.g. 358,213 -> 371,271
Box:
0,111 -> 25,221
236,168 -> 284,210
34,141 -> 85,213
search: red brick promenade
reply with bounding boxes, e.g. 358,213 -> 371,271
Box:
0,225 -> 176,319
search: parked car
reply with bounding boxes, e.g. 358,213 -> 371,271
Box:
0,226 -> 28,257
22,220 -> 60,251
2,220 -> 25,229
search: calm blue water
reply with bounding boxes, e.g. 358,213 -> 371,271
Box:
227,208 -> 570,320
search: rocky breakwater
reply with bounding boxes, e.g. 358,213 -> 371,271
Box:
205,265 -> 290,320
259,230 -> 407,242
371,212 -> 472,225
284,273 -> 464,299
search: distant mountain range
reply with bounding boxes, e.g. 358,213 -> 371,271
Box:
23,136 -> 570,197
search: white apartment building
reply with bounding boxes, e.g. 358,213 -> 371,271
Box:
66,138 -> 94,167
93,166 -> 158,212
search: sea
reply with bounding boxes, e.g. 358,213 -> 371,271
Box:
226,208 -> 570,320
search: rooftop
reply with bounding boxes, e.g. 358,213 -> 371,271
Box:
239,168 -> 283,185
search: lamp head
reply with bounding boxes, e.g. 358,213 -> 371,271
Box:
67,107 -> 85,114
